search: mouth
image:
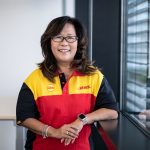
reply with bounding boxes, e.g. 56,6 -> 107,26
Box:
58,49 -> 71,53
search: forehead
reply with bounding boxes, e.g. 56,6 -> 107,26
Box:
60,23 -> 76,35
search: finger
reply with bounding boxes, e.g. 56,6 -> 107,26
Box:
64,138 -> 72,146
61,138 -> 64,143
70,125 -> 80,131
71,126 -> 79,131
68,127 -> 79,136
65,130 -> 78,139
71,138 -> 75,144
70,127 -> 79,133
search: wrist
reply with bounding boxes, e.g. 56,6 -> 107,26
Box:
76,118 -> 84,127
41,125 -> 50,138
47,126 -> 57,138
78,113 -> 88,125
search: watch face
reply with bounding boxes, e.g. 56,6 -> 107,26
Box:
79,114 -> 86,119
78,113 -> 88,125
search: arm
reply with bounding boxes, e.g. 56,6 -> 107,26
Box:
63,108 -> 118,146
90,77 -> 119,122
62,77 -> 119,145
86,108 -> 118,124
69,77 -> 119,135
16,83 -> 78,140
21,118 -> 78,139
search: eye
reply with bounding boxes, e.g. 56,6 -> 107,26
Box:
52,36 -> 63,42
67,36 -> 76,40
66,36 -> 78,43
54,36 -> 62,40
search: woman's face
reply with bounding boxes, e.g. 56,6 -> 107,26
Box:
51,23 -> 78,66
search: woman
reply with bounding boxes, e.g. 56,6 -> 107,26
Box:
16,16 -> 118,150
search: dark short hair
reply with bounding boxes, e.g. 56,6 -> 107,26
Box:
38,16 -> 96,82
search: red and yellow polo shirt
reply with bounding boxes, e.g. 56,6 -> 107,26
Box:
16,68 -> 118,150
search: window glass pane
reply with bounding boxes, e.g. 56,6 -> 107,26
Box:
121,0 -> 150,136
128,22 -> 148,33
128,12 -> 148,24
127,32 -> 148,43
127,43 -> 148,53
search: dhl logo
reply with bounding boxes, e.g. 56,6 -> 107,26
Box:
78,85 -> 91,90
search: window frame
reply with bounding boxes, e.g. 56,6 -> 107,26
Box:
120,0 -> 150,138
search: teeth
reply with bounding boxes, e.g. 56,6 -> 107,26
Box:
58,49 -> 70,52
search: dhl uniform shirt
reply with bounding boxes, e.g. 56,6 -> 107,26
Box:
16,68 -> 118,150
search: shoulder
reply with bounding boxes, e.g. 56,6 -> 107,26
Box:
24,68 -> 43,85
89,66 -> 104,78
88,67 -> 104,87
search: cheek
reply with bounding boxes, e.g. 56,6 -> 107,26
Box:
51,42 -> 58,53
72,44 -> 78,52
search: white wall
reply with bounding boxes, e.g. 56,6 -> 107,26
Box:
0,0 -> 75,149
0,0 -> 63,118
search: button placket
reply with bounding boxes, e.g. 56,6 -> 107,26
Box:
63,84 -> 68,94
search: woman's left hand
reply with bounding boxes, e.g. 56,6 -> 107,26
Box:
61,118 -> 84,146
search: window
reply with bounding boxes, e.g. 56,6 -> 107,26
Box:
121,0 -> 150,137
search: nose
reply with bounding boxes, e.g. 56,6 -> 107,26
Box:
60,38 -> 68,45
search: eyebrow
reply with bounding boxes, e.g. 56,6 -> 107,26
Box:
58,34 -> 76,36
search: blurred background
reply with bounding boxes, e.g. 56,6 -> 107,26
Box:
0,0 -> 149,149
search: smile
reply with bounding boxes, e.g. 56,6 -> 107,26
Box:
58,49 -> 71,52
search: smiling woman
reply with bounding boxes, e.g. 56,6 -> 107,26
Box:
16,16 -> 118,150
50,23 -> 78,68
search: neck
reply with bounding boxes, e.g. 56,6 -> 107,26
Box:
57,62 -> 71,72
57,63 -> 74,80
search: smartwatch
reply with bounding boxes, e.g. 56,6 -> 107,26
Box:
78,113 -> 88,125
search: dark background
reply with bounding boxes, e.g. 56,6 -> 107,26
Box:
75,0 -> 121,102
